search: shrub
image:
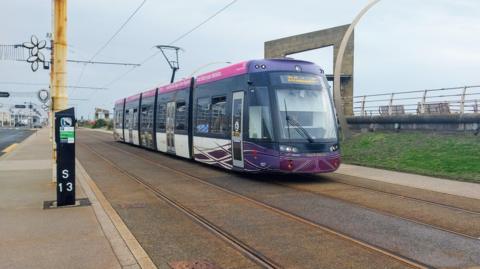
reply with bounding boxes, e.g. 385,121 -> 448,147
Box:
93,119 -> 107,128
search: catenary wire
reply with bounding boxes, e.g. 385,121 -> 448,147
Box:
74,0 -> 147,91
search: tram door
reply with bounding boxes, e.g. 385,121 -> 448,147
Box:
166,102 -> 176,153
231,91 -> 244,168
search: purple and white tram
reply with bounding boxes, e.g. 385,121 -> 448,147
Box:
113,58 -> 341,173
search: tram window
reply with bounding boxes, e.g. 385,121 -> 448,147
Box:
132,108 -> 138,129
141,104 -> 154,130
156,102 -> 166,131
248,87 -> 273,140
115,109 -> 123,128
125,109 -> 130,128
196,97 -> 210,133
175,101 -> 187,131
211,96 -> 227,135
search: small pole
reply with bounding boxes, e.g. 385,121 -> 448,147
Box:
460,86 -> 467,114
421,90 -> 428,114
361,95 -> 366,116
388,93 -> 394,115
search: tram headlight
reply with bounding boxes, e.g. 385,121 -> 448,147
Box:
280,145 -> 298,153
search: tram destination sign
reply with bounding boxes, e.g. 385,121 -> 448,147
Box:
279,74 -> 321,85
55,107 -> 76,206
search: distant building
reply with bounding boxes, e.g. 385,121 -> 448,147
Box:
94,108 -> 110,120
0,110 -> 11,127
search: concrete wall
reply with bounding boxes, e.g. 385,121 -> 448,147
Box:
264,24 -> 354,116
347,114 -> 480,133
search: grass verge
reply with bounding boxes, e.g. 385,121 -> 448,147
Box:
341,132 -> 480,183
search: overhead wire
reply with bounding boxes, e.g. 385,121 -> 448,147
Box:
101,0 -> 239,90
73,0 -> 147,90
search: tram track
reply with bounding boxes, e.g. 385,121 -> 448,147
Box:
79,132 -> 430,269
86,131 -> 480,240
318,174 -> 480,216
274,181 -> 480,240
79,142 -> 279,269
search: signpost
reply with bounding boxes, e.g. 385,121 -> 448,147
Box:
54,107 -> 75,206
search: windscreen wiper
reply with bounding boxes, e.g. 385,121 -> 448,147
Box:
286,115 -> 315,143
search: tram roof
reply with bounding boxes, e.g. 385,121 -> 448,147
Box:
116,58 -> 324,105
195,58 -> 323,86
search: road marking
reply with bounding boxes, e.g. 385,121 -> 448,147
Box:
2,143 -> 18,153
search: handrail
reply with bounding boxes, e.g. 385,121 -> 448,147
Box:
348,85 -> 480,116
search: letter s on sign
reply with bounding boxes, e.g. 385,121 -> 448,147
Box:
62,169 -> 69,179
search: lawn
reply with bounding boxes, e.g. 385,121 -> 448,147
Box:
340,132 -> 480,183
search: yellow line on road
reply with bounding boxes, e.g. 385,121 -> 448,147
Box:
2,143 -> 18,153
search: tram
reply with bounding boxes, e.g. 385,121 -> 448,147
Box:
113,58 -> 340,173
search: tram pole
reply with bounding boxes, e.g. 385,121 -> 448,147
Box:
51,0 -> 68,182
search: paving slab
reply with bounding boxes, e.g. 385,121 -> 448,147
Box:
336,163 -> 480,199
0,128 -> 133,269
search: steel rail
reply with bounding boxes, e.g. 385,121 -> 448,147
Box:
83,131 -> 430,269
324,176 -> 480,216
79,142 -> 280,269
273,180 -> 480,240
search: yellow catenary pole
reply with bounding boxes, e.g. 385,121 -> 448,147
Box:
51,0 -> 68,182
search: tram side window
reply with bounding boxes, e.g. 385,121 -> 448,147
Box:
211,96 -> 227,135
140,103 -> 154,131
156,102 -> 166,131
132,108 -> 138,129
175,101 -> 187,131
115,108 -> 123,128
196,97 -> 210,133
124,109 -> 130,129
249,87 -> 273,140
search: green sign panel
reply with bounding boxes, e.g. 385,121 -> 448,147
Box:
60,127 -> 75,143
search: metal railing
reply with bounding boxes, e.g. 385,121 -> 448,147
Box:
347,85 -> 480,116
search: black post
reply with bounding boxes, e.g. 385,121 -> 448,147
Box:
55,107 -> 76,206
170,68 -> 178,83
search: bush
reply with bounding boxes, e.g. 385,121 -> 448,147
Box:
92,119 -> 107,129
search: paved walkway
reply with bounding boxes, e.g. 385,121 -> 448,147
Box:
336,164 -> 480,200
0,129 -> 149,269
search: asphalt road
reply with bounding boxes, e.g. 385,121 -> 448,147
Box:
0,128 -> 34,156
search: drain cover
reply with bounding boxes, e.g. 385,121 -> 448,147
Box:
169,260 -> 222,269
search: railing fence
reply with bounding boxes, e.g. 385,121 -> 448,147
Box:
346,85 -> 480,116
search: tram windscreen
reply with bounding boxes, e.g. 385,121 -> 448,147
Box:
272,73 -> 337,141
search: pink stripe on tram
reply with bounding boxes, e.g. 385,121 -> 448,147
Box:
126,94 -> 141,102
158,78 -> 192,94
142,88 -> 157,98
196,61 -> 248,85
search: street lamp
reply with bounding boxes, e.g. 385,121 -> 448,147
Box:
155,45 -> 183,83
189,61 -> 231,77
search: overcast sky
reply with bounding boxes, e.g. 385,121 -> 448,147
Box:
1,0 -> 479,119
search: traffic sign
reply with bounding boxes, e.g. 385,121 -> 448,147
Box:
38,89 -> 49,103
0,92 -> 10,98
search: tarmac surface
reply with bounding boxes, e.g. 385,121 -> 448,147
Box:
77,129 -> 480,269
0,128 -> 34,156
